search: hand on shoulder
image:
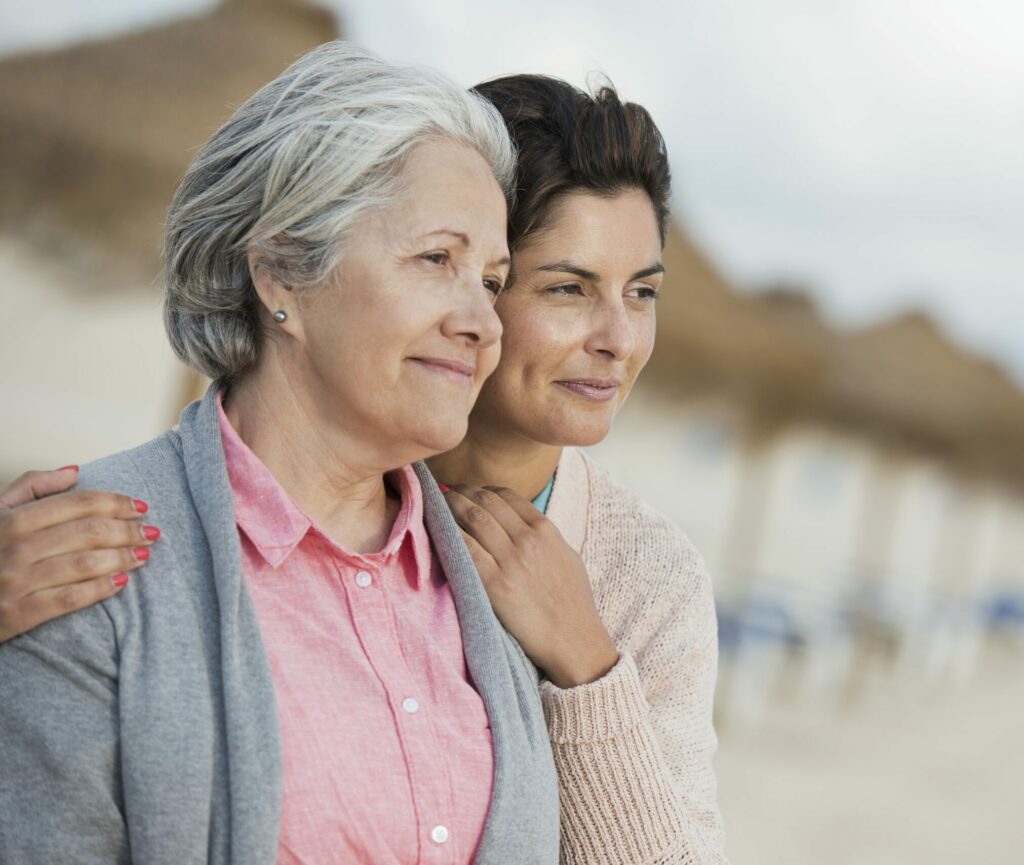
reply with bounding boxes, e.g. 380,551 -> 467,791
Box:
444,484 -> 619,689
0,467 -> 158,643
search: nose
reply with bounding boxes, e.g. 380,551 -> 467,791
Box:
585,299 -> 636,361
442,276 -> 503,350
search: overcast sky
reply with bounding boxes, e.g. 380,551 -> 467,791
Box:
4,0 -> 1023,381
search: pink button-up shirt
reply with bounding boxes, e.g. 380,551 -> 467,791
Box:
217,397 -> 494,865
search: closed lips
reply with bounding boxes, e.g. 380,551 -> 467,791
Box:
410,357 -> 476,379
557,378 -> 618,388
554,378 -> 620,401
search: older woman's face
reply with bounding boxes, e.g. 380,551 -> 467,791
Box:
292,139 -> 509,463
468,189 -> 663,448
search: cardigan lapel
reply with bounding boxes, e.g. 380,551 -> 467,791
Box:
175,383 -> 283,865
545,447 -> 590,554
414,461 -> 559,864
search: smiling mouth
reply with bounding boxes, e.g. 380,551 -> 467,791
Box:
409,357 -> 476,384
554,379 -> 620,402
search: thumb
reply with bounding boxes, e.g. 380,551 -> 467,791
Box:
0,466 -> 79,510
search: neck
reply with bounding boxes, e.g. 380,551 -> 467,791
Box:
428,422 -> 562,501
224,362 -> 400,554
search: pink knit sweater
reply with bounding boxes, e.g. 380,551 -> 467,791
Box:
542,447 -> 728,865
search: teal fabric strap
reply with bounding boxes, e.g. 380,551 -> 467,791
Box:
531,474 -> 556,514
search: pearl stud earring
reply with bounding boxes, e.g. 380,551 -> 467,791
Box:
273,310 -> 287,323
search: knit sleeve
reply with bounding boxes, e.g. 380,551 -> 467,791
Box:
538,533 -> 728,865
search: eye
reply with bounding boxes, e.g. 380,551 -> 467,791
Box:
547,282 -> 583,296
483,277 -> 505,295
627,284 -> 660,301
421,251 -> 450,266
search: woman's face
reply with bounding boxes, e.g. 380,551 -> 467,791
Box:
291,138 -> 509,464
469,188 -> 663,448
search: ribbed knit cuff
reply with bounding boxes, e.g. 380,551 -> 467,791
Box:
541,652 -> 690,863
540,651 -> 650,743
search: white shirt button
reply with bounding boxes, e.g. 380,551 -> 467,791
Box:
354,570 -> 372,588
430,825 -> 449,844
401,697 -> 420,715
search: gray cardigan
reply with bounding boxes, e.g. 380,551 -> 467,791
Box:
0,386 -> 559,864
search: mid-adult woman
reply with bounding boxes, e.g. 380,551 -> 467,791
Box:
0,42 -> 560,865
0,76 -> 728,864
432,76 -> 728,865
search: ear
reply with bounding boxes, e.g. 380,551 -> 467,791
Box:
247,249 -> 305,342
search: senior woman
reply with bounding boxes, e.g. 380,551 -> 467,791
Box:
0,42 -> 560,865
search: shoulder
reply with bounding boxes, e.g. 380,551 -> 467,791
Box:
571,451 -> 717,645
75,430 -> 208,626
76,430 -> 184,500
578,452 -> 707,587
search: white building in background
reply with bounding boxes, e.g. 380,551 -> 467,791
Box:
982,497 -> 1024,605
592,382 -> 1024,709
589,391 -> 747,591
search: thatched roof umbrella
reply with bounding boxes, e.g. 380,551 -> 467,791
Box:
828,314 -> 1024,481
754,290 -> 1024,483
0,0 -> 339,290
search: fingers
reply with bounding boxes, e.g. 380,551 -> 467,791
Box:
444,486 -> 519,559
482,485 -> 546,526
15,516 -> 158,568
0,488 -> 147,545
453,485 -> 539,536
16,542 -> 152,596
0,570 -> 132,643
457,528 -> 498,583
0,472 -> 154,645
0,466 -> 79,509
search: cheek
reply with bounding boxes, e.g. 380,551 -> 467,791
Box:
478,342 -> 502,382
510,316 -> 574,369
300,299 -> 353,364
640,318 -> 657,359
492,315 -> 538,380
628,318 -> 657,377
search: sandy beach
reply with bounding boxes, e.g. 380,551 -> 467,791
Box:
715,641 -> 1024,865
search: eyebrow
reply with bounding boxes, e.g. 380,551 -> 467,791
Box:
421,229 -> 510,268
535,260 -> 665,282
631,263 -> 666,280
421,229 -> 471,246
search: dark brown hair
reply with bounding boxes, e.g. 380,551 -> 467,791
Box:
471,74 -> 671,253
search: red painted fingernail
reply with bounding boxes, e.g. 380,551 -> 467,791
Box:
56,464 -> 79,472
437,483 -> 450,493
132,499 -> 148,514
141,525 -> 161,541
111,573 -> 129,588
132,546 -> 150,562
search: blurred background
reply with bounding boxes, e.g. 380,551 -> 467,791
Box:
1,1 -> 1022,861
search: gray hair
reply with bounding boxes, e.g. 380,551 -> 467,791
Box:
163,41 -> 515,380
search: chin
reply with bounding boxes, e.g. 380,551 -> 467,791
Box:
538,414 -> 614,448
564,426 -> 612,448
412,417 -> 469,458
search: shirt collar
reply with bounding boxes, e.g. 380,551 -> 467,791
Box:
216,391 -> 431,583
530,473 -> 556,514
